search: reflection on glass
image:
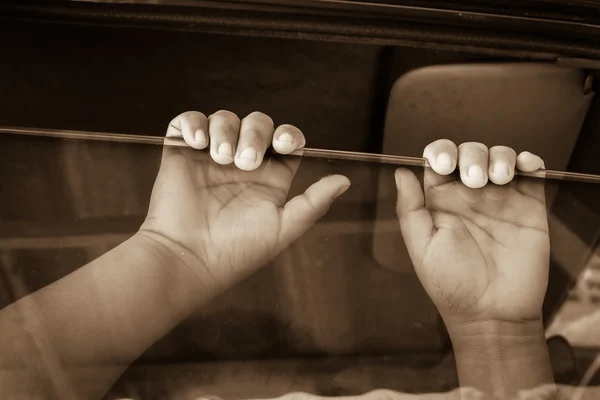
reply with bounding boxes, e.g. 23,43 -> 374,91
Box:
0,130 -> 599,399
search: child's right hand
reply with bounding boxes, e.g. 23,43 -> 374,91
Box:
395,140 -> 549,337
395,140 -> 554,396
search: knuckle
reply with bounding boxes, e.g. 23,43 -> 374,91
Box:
490,145 -> 516,157
435,138 -> 456,147
517,150 -> 535,158
245,111 -> 274,125
278,123 -> 301,135
211,109 -> 238,120
167,115 -> 182,128
395,204 -> 403,218
458,141 -> 489,159
220,122 -> 238,136
458,141 -> 487,151
166,121 -> 181,132
303,194 -> 319,214
210,119 -> 239,136
240,128 -> 262,140
182,110 -> 207,120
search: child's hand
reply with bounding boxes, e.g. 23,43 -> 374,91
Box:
395,140 -> 549,331
139,111 -> 350,290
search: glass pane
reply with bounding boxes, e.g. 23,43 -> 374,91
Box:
1,130 -> 599,399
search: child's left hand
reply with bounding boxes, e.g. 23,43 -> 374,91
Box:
139,110 -> 350,290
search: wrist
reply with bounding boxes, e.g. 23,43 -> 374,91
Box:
448,319 -> 554,398
133,230 -> 223,302
448,319 -> 548,361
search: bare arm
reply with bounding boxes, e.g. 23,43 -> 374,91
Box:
0,233 -> 212,399
449,320 -> 555,399
0,110 -> 347,399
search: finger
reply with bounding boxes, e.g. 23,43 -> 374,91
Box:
516,151 -> 546,172
488,145 -> 516,185
278,174 -> 351,250
395,168 -> 434,267
516,151 -> 546,203
458,142 -> 489,189
272,124 -> 306,154
208,110 -> 241,165
235,111 -> 275,171
423,139 -> 458,176
166,111 -> 208,149
268,124 -> 305,193
423,139 -> 459,193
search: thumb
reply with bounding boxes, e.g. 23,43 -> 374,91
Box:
395,168 -> 434,267
278,174 -> 350,250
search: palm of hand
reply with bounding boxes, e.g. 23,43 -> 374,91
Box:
199,168 -> 288,272
418,178 -> 550,325
143,149 -> 296,282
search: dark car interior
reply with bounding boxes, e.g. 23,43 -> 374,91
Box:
1,1 -> 600,398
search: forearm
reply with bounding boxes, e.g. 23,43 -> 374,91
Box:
0,232 -> 217,399
449,320 -> 555,399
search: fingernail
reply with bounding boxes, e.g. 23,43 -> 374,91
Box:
278,132 -> 294,143
336,185 -> 350,197
467,165 -> 484,179
195,129 -> 206,143
436,152 -> 452,168
493,161 -> 509,176
217,142 -> 232,156
239,147 -> 257,162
